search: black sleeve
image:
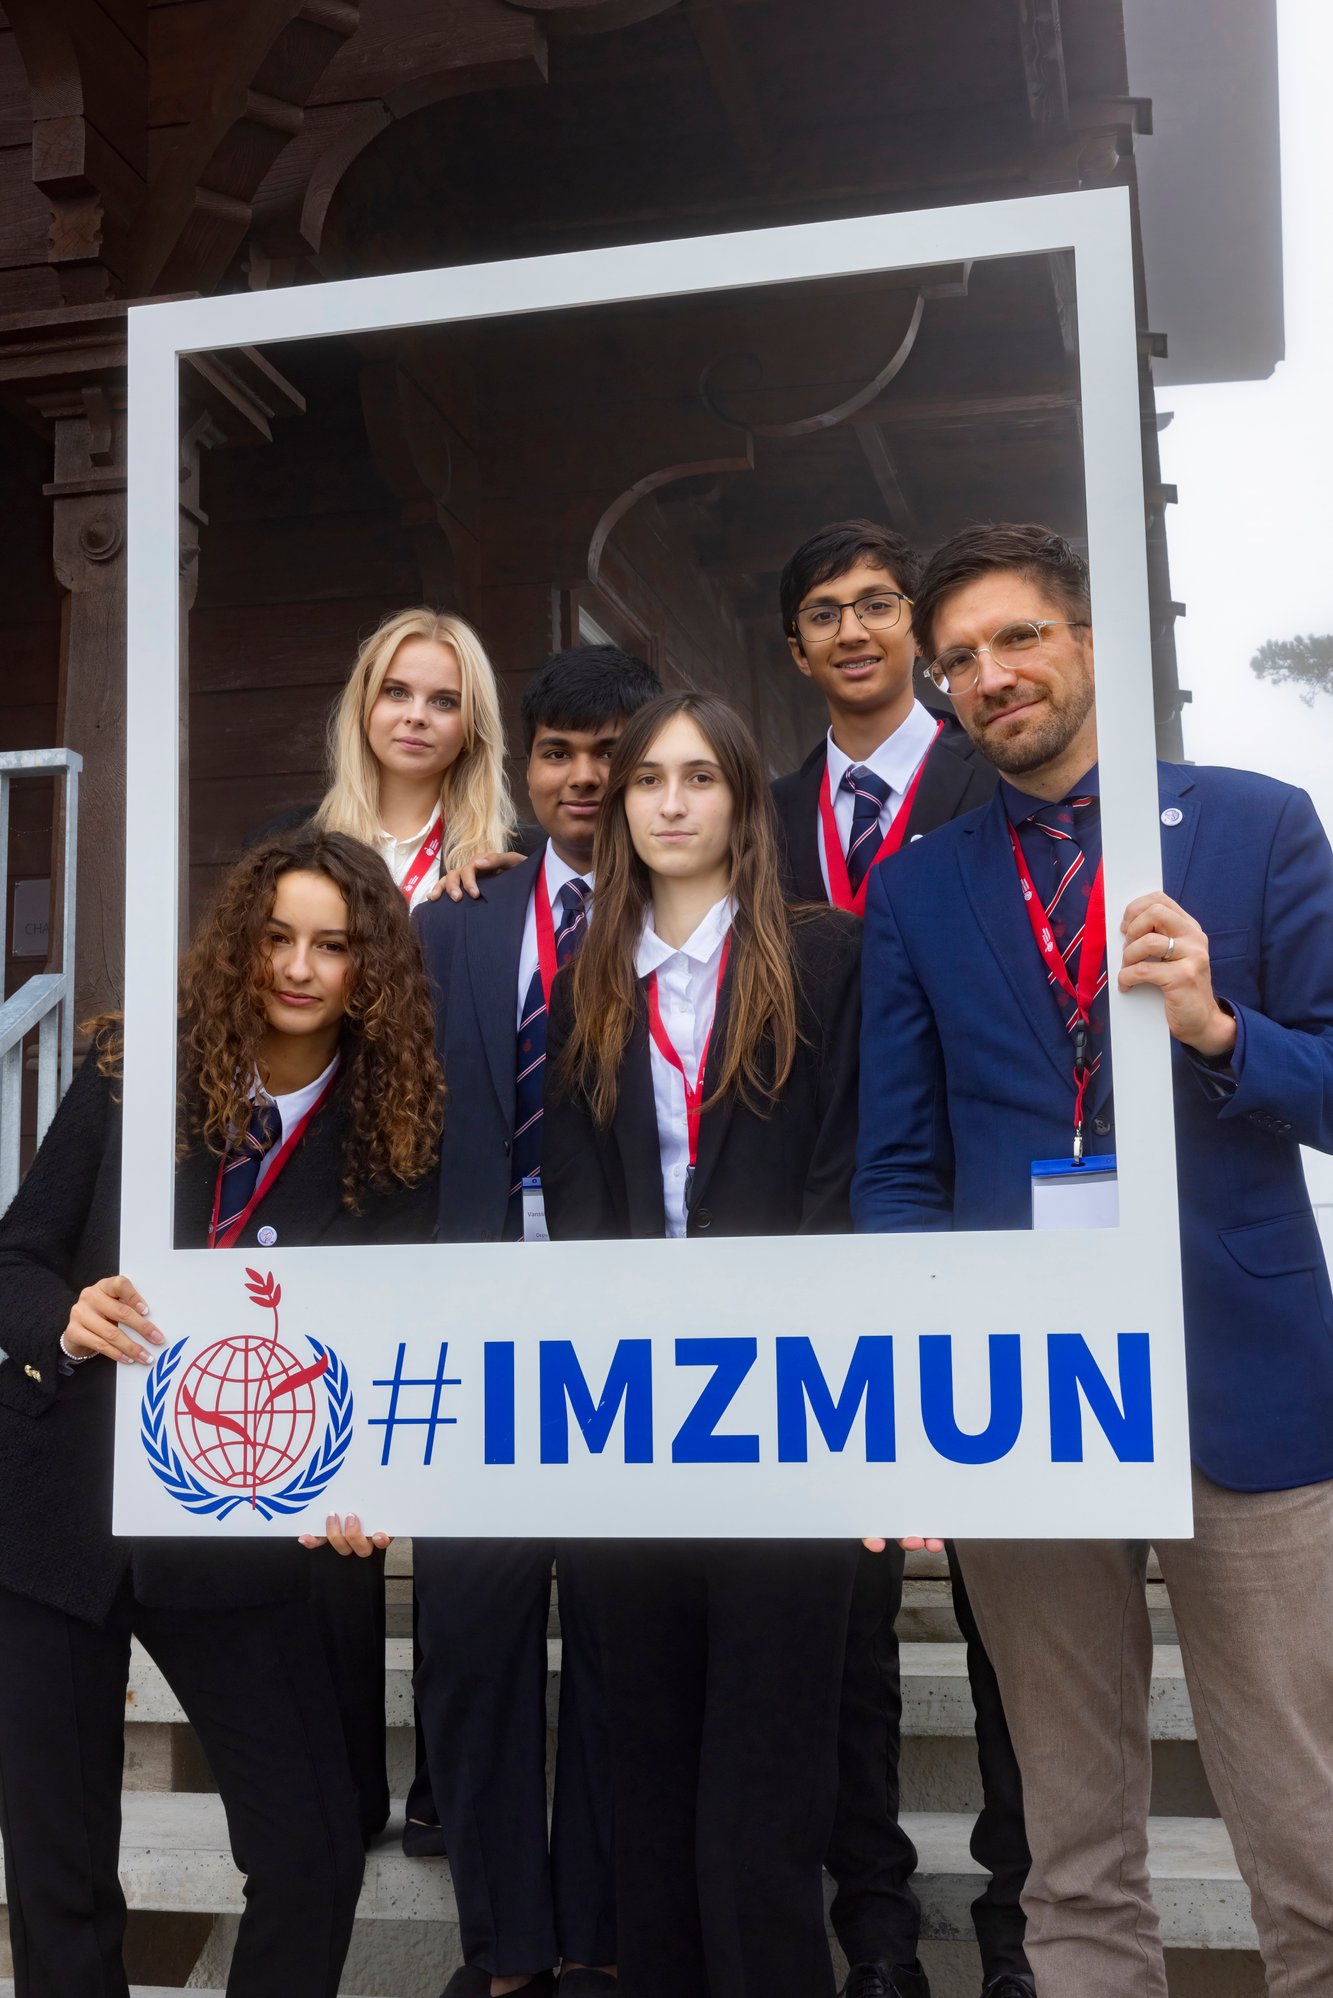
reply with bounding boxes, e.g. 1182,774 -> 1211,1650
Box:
797,912 -> 863,1234
0,1055 -> 117,1409
540,970 -> 624,1241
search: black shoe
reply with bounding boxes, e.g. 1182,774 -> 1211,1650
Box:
439,1974 -> 557,1998
438,1972 -> 490,1998
981,1979 -> 1036,1998
844,1964 -> 931,1998
558,1974 -> 618,1996
403,1816 -> 448,1858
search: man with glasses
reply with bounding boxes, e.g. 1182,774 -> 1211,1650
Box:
854,521 -> 1333,1997
773,521 -> 1034,1998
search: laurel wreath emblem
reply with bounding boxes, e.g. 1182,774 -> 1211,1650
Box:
140,1335 -> 353,1523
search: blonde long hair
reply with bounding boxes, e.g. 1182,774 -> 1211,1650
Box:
315,608 -> 515,867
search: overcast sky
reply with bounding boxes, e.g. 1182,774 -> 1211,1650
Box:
1159,0 -> 1333,828
1158,0 -> 1333,1213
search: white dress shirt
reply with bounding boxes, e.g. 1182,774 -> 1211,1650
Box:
635,896 -> 734,1240
516,841 -> 595,1027
255,1053 -> 340,1194
817,699 -> 940,897
378,811 -> 444,913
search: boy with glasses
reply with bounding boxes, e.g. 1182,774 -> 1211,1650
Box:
773,521 -> 1034,1998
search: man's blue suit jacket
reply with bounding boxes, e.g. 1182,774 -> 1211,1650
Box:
851,761 -> 1333,1493
413,849 -> 544,1243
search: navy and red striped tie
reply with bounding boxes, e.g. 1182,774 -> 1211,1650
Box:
843,766 -> 891,896
509,878 -> 590,1234
1019,795 -> 1106,1059
215,1099 -> 281,1237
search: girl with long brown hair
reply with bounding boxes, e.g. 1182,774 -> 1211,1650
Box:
542,694 -> 864,1998
0,827 -> 441,1998
314,605 -> 516,908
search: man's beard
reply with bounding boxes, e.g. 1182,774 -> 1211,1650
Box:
966,679 -> 1095,776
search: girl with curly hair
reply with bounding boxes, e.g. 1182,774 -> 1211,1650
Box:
542,694 -> 864,1998
313,605 -> 516,908
0,827 -> 442,1998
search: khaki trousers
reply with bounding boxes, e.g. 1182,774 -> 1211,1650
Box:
955,1469 -> 1333,1997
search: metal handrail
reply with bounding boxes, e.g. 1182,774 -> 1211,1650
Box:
0,748 -> 82,1214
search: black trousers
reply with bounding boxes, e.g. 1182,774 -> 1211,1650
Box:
413,1538 -> 615,1974
826,1542 -> 1031,1981
306,1542 -> 389,1841
582,1538 -> 859,1998
0,1580 -> 364,1998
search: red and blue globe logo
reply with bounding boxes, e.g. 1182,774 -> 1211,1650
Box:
176,1335 -> 324,1494
141,1270 -> 352,1521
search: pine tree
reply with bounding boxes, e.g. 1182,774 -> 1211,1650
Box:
1250,633 -> 1333,706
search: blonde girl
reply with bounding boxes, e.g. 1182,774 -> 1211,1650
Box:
316,607 -> 516,908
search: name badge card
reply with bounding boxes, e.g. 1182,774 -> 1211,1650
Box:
521,1174 -> 550,1243
1032,1156 -> 1119,1230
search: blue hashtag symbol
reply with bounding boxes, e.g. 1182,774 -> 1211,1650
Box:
368,1342 -> 462,1466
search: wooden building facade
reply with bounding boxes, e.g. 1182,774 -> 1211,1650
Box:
0,0 -> 1186,1023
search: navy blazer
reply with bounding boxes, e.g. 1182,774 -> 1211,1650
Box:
414,848 -> 545,1242
771,715 -> 997,903
851,762 -> 1333,1493
0,1058 -> 436,1625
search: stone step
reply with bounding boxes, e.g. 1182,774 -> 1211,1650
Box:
125,1638 -> 1197,1741
0,1987 -> 378,1998
898,1576 -> 1178,1644
0,1988 -> 229,1997
0,1800 -> 1256,1952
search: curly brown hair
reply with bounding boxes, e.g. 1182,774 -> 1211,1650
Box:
94,828 -> 442,1208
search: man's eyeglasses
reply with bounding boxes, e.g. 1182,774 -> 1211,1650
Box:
792,592 -> 912,641
926,619 -> 1089,695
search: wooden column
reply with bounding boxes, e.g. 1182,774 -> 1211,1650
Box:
38,384 -> 131,1022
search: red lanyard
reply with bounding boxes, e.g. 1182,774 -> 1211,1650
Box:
645,935 -> 732,1172
398,815 -> 444,903
819,722 -> 945,917
1008,826 -> 1107,1160
532,857 -> 565,1012
208,1074 -> 338,1249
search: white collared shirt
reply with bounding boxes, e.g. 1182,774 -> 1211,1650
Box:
254,1053 -> 340,1193
516,841 -> 595,1027
378,811 -> 443,913
635,896 -> 734,1240
817,699 -> 939,896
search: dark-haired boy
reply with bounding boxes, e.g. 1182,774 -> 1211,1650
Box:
412,643 -> 662,1998
774,518 -> 996,902
773,522 -> 1032,1998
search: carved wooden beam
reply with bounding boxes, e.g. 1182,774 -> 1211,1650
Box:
688,5 -> 770,184
705,294 -> 927,441
247,0 -> 550,269
132,0 -> 360,296
6,0 -> 148,303
1015,0 -> 1070,144
501,0 -> 680,34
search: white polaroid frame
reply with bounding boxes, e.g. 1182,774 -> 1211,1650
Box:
117,188 -> 1192,1540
